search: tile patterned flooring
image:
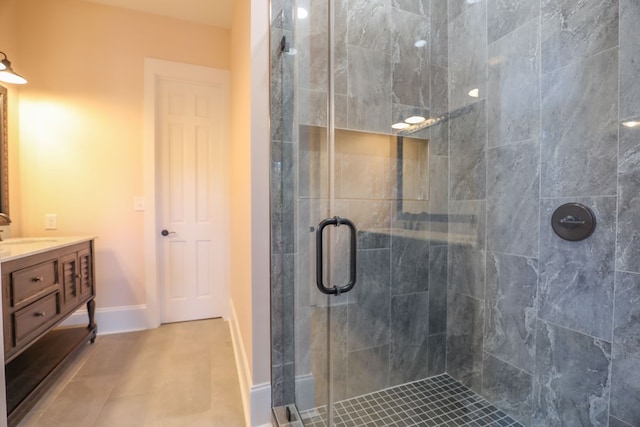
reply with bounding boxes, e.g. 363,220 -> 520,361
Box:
16,319 -> 245,427
299,374 -> 523,427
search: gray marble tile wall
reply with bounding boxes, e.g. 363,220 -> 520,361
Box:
446,1 -> 640,426
273,0 -> 640,425
271,0 -> 451,410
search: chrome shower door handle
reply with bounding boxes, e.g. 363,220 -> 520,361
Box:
315,216 -> 357,295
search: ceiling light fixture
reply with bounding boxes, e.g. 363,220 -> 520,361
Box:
414,40 -> 427,48
622,120 -> 640,128
468,88 -> 479,98
0,52 -> 27,85
297,7 -> 309,19
405,116 -> 426,124
392,122 -> 411,130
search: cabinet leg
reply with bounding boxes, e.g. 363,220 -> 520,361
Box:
87,299 -> 97,343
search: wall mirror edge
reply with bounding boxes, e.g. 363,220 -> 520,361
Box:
0,84 -> 10,226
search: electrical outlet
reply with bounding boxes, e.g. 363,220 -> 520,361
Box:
45,214 -> 57,230
134,196 -> 145,211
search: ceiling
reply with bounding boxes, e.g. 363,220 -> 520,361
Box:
82,0 -> 235,29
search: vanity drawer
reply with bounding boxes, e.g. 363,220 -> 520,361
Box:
14,293 -> 60,346
11,260 -> 58,307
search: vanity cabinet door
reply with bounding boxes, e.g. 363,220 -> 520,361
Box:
60,253 -> 79,307
77,247 -> 93,298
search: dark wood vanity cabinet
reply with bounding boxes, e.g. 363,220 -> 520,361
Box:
2,239 -> 97,425
60,246 -> 94,313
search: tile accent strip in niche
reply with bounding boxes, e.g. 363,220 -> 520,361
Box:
299,374 -> 523,427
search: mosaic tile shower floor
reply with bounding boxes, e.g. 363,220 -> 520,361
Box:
299,374 -> 523,427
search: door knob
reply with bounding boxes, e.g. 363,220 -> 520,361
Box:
161,229 -> 176,236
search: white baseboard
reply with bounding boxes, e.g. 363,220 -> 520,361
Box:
229,300 -> 272,427
59,304 -> 148,335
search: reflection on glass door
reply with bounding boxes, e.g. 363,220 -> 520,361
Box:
270,0 -> 449,425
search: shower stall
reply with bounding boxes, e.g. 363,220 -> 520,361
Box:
270,0 -> 640,426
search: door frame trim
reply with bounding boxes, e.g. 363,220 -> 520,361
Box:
143,58 -> 231,328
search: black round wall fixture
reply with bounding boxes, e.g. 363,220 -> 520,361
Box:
551,203 -> 596,241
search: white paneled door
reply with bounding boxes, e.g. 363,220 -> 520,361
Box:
157,76 -> 228,323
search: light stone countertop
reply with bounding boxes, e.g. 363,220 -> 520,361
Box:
0,236 -> 96,262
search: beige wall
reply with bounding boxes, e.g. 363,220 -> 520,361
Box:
230,0 -> 272,423
3,0 -> 273,422
230,0 -> 253,371
12,0 -> 230,309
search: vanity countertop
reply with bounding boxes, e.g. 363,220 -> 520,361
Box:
0,236 -> 96,262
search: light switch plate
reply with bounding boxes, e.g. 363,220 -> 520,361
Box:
45,214 -> 57,230
134,196 -> 145,211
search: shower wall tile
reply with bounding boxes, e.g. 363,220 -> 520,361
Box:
541,0 -> 618,74
620,0 -> 640,119
430,0 -> 448,68
294,305 -> 312,376
610,417 -> 634,427
270,139 -> 284,255
447,291 -> 485,392
334,0 -> 349,95
270,141 -> 295,255
449,100 -> 487,201
429,246 -> 448,335
347,0 -> 391,53
391,235 -> 430,295
392,103 -> 431,129
347,249 -> 391,351
449,245 -> 486,299
448,200 -> 486,300
271,255 -> 284,366
311,304 -> 349,404
271,363 -> 285,407
298,89 -> 327,127
391,8 -> 430,108
347,344 -> 390,398
486,141 -> 539,257
487,0 -> 540,44
392,0 -> 428,15
487,18 -> 540,148
335,94 -> 349,129
429,155 -> 449,217
448,0 -> 480,22
448,3 -> 487,111
297,0 -> 329,93
610,271 -> 640,426
616,125 -> 640,274
271,33 -> 295,144
337,199 -> 392,250
482,353 -> 533,425
540,49 -> 618,198
538,196 -> 615,341
484,252 -> 537,373
347,45 -> 392,133
427,332 -> 446,376
296,198 -> 325,309
533,321 -> 611,427
271,0 -> 292,30
389,342 -> 429,386
390,293 -> 430,385
429,120 -> 448,156
391,293 -> 430,348
297,127 -> 320,199
430,64 -> 448,117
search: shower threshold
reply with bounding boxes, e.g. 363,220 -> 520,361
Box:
298,373 -> 523,427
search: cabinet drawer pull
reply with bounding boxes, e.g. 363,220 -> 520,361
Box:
32,276 -> 44,282
34,311 -> 46,317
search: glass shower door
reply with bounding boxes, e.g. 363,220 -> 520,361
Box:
270,0 -> 445,425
